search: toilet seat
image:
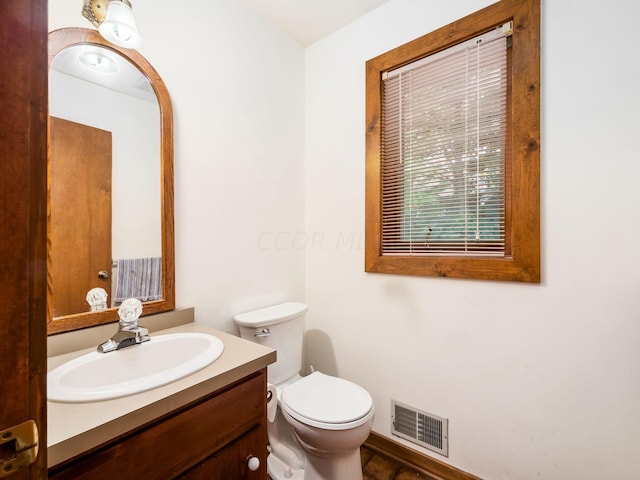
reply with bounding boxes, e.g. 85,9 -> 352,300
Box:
280,372 -> 373,430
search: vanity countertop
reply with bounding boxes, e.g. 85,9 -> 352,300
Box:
47,322 -> 276,468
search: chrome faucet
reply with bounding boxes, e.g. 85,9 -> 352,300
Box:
97,298 -> 150,353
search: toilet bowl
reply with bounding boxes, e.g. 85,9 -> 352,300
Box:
280,372 -> 374,480
234,302 -> 374,480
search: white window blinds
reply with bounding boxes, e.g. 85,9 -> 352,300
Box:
381,25 -> 510,256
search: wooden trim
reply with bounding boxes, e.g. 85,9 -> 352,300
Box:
46,28 -> 175,334
365,0 -> 540,283
365,432 -> 483,480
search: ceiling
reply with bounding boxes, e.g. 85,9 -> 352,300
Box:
239,0 -> 391,46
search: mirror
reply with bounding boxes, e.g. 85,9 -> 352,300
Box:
47,27 -> 174,335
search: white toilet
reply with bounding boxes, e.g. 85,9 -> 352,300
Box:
234,302 -> 374,480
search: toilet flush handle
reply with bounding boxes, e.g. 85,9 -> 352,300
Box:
253,328 -> 270,337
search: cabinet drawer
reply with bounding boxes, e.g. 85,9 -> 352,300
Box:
49,371 -> 267,479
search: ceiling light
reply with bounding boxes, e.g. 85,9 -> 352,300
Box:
82,0 -> 142,49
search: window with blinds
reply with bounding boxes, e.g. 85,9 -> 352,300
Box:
381,25 -> 511,257
365,0 -> 540,282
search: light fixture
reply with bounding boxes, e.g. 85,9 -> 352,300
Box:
82,0 -> 142,49
99,1 -> 142,49
78,50 -> 119,73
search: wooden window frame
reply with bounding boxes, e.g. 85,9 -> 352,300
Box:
365,0 -> 540,282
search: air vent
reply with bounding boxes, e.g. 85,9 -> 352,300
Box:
391,400 -> 448,456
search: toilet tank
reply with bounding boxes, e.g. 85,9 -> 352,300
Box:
234,302 -> 308,385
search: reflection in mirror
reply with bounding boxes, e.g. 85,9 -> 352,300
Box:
47,28 -> 174,335
50,45 -> 160,317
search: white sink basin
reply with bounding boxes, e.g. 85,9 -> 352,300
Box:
48,332 -> 224,403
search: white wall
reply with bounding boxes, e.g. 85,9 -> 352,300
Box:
50,0 -> 307,332
304,1 -> 640,479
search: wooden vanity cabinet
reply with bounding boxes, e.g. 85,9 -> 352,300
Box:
48,370 -> 268,480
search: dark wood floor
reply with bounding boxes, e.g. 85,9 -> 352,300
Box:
361,445 -> 430,480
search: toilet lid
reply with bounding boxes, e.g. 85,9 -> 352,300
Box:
281,372 -> 373,429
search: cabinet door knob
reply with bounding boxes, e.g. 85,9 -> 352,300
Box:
246,455 -> 260,471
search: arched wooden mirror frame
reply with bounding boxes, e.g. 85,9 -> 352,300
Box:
47,27 -> 175,335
